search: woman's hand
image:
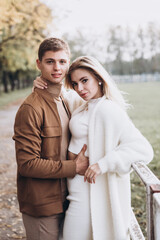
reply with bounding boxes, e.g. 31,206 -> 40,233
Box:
33,76 -> 48,90
84,163 -> 101,184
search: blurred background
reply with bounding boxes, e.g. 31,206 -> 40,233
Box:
0,0 -> 160,239
0,0 -> 160,93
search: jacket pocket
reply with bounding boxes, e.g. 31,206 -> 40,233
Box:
41,126 -> 61,137
27,178 -> 61,204
41,126 -> 61,158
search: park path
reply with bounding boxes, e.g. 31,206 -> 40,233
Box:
0,103 -> 26,240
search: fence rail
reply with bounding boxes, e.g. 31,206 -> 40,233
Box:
113,73 -> 160,83
130,162 -> 160,240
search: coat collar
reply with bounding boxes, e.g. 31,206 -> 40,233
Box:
71,95 -> 107,117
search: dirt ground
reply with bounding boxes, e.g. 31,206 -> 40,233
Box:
0,102 -> 26,240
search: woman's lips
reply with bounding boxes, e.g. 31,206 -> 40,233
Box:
80,92 -> 88,98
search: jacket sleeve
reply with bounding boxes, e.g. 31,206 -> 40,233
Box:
13,104 -> 76,179
97,107 -> 154,175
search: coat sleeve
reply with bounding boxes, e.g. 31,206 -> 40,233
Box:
63,88 -> 85,113
13,104 -> 76,179
97,105 -> 154,175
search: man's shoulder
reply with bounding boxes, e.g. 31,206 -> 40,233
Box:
22,89 -> 47,109
17,91 -> 44,117
24,90 -> 42,104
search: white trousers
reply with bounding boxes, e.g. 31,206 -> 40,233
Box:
60,175 -> 92,240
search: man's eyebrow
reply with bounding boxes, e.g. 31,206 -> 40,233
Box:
45,58 -> 67,61
45,58 -> 54,60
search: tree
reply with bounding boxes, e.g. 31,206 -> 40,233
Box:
63,31 -> 90,62
147,22 -> 159,73
106,26 -> 126,74
0,0 -> 52,93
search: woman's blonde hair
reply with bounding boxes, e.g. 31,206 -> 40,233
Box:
65,56 -> 129,110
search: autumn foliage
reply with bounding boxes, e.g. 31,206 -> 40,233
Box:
0,0 -> 52,93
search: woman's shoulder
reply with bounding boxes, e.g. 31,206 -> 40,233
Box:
97,99 -> 130,126
99,99 -> 125,115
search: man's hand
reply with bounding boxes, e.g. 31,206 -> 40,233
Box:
75,144 -> 89,175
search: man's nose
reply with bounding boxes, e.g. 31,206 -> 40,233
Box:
54,62 -> 60,70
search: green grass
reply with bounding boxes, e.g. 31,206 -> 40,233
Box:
0,87 -> 32,109
118,81 -> 160,237
119,82 -> 160,176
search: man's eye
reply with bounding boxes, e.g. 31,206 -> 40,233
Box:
47,61 -> 53,64
60,60 -> 66,64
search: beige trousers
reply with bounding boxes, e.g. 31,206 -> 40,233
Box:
22,213 -> 64,240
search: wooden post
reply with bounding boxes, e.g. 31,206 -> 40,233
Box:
131,162 -> 160,240
153,193 -> 160,240
150,185 -> 160,240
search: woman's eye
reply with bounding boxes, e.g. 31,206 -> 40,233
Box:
72,82 -> 77,88
82,79 -> 88,83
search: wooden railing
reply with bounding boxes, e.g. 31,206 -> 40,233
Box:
130,162 -> 160,240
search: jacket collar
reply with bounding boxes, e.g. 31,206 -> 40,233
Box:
46,82 -> 62,99
34,88 -> 56,102
72,95 -> 106,117
34,86 -> 71,118
34,82 -> 63,102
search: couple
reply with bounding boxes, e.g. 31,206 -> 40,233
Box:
13,37 -> 153,240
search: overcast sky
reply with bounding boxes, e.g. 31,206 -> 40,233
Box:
42,0 -> 160,36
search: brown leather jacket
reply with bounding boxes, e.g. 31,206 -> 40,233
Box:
13,88 -> 76,217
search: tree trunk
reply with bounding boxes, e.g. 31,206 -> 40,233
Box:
2,71 -> 8,93
15,70 -> 20,89
8,72 -> 15,91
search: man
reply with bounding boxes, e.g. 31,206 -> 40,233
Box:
13,38 -> 89,240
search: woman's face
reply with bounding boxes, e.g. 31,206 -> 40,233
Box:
70,69 -> 103,101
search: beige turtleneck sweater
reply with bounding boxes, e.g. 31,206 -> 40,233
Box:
47,82 -> 70,202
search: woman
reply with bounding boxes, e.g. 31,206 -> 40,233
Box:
34,56 -> 153,240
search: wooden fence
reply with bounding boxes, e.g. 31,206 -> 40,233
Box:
130,162 -> 160,240
113,73 -> 160,83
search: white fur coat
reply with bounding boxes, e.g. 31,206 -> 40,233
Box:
70,95 -> 153,240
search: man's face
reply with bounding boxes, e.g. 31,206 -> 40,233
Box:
36,50 -> 70,84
